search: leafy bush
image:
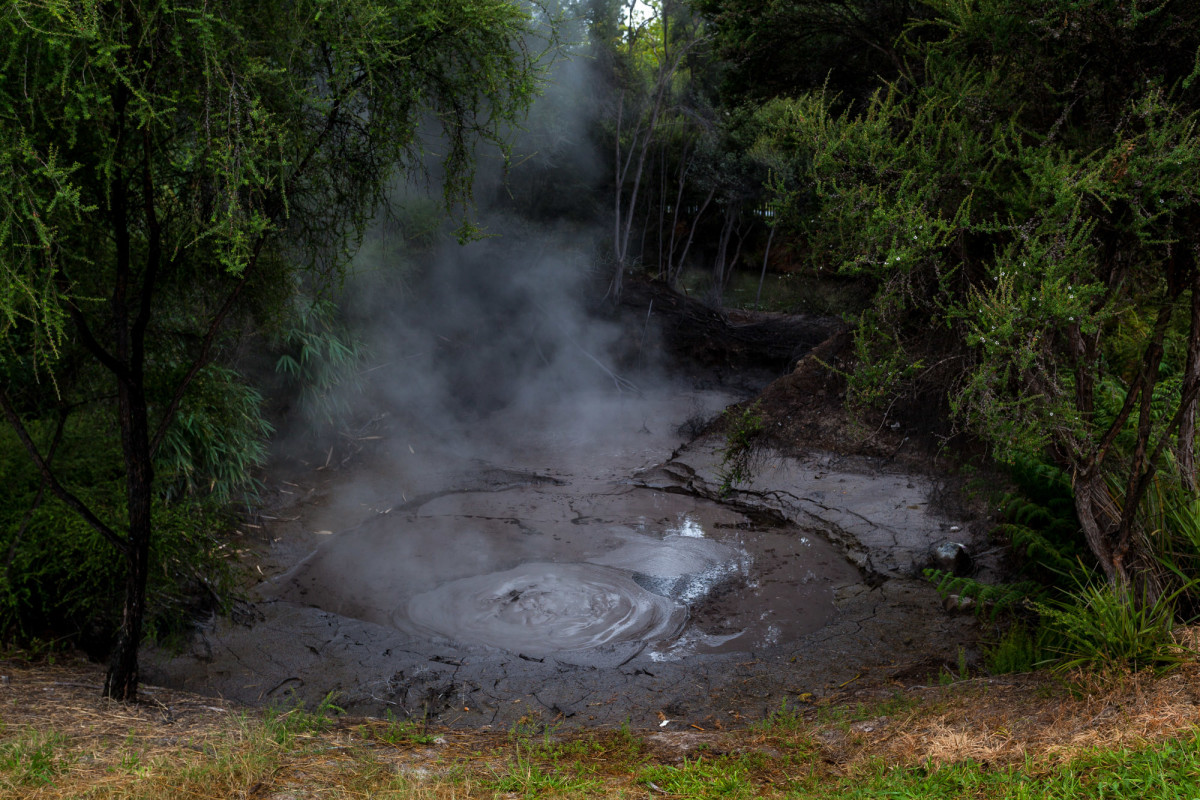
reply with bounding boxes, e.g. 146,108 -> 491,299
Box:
271,298 -> 365,428
0,359 -> 262,655
929,455 -> 1199,676
985,623 -> 1043,675
1032,580 -> 1191,675
0,489 -> 236,655
156,365 -> 272,505
0,413 -> 239,654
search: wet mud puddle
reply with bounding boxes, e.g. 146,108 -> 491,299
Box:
270,389 -> 858,664
148,387 -> 977,726
278,489 -> 856,662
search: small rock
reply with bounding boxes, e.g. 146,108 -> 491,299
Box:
932,542 -> 973,576
944,594 -> 976,612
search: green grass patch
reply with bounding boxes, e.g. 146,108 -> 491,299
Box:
641,756 -> 756,799
833,732 -> 1200,799
0,729 -> 69,788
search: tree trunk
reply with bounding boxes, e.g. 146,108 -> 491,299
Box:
1178,266 -> 1200,491
709,204 -> 739,306
104,380 -> 154,701
664,140 -> 693,284
1074,469 -> 1125,585
755,225 -> 777,311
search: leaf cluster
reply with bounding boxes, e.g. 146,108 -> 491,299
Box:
755,0 -> 1200,473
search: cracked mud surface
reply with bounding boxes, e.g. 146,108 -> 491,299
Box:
144,387 -> 985,729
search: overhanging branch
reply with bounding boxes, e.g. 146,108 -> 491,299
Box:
0,391 -> 130,554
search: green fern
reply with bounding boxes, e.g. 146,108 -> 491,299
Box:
994,455 -> 1091,581
1001,497 -> 1053,529
998,524 -> 1082,580
923,568 -> 1042,620
1008,455 -> 1072,507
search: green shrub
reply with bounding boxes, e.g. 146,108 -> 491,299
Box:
0,374 -> 252,655
926,455 -> 1198,677
271,298 -> 365,428
156,365 -> 272,505
0,488 -> 236,654
1032,579 -> 1191,675
985,623 -> 1043,675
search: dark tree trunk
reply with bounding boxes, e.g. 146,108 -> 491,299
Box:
1178,265 -> 1200,491
104,382 -> 153,700
709,205 -> 738,306
1074,469 -> 1125,585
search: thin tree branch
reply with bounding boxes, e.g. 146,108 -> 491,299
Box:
0,392 -> 129,553
60,299 -> 129,381
150,71 -> 364,458
1092,303 -> 1173,467
5,406 -> 68,572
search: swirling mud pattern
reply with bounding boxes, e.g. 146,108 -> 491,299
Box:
398,562 -> 687,655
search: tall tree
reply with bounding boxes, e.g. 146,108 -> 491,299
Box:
0,0 -> 545,700
591,0 -> 708,297
757,0 -> 1200,589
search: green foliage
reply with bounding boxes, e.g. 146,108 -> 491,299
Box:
923,568 -> 1042,621
272,298 -> 365,429
0,0 -> 548,696
1032,579 -> 1191,675
985,623 -> 1042,675
756,700 -> 811,735
0,0 -> 547,371
716,401 -> 764,496
931,456 -> 1200,676
641,757 -> 755,799
925,455 -> 1192,676
0,418 -> 237,652
994,457 -> 1092,582
156,366 -> 272,505
0,730 -> 68,789
363,709 -> 438,746
756,0 -> 1200,583
831,728 -> 1200,799
490,722 -> 602,798
262,692 -> 344,746
0,485 -> 235,653
489,751 -> 600,798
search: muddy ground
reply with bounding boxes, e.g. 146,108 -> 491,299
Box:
143,281 -> 997,729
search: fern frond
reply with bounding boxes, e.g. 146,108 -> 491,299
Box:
923,568 -> 1042,620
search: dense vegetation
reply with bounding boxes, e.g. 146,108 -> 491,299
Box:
0,0 -> 546,698
3,0 -> 1200,701
589,0 -> 1200,665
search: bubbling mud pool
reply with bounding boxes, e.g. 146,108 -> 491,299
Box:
275,478 -> 859,663
401,563 -> 687,654
148,387 -> 981,727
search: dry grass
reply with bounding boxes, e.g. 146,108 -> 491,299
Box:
4,654 -> 1200,798
812,665 -> 1200,773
